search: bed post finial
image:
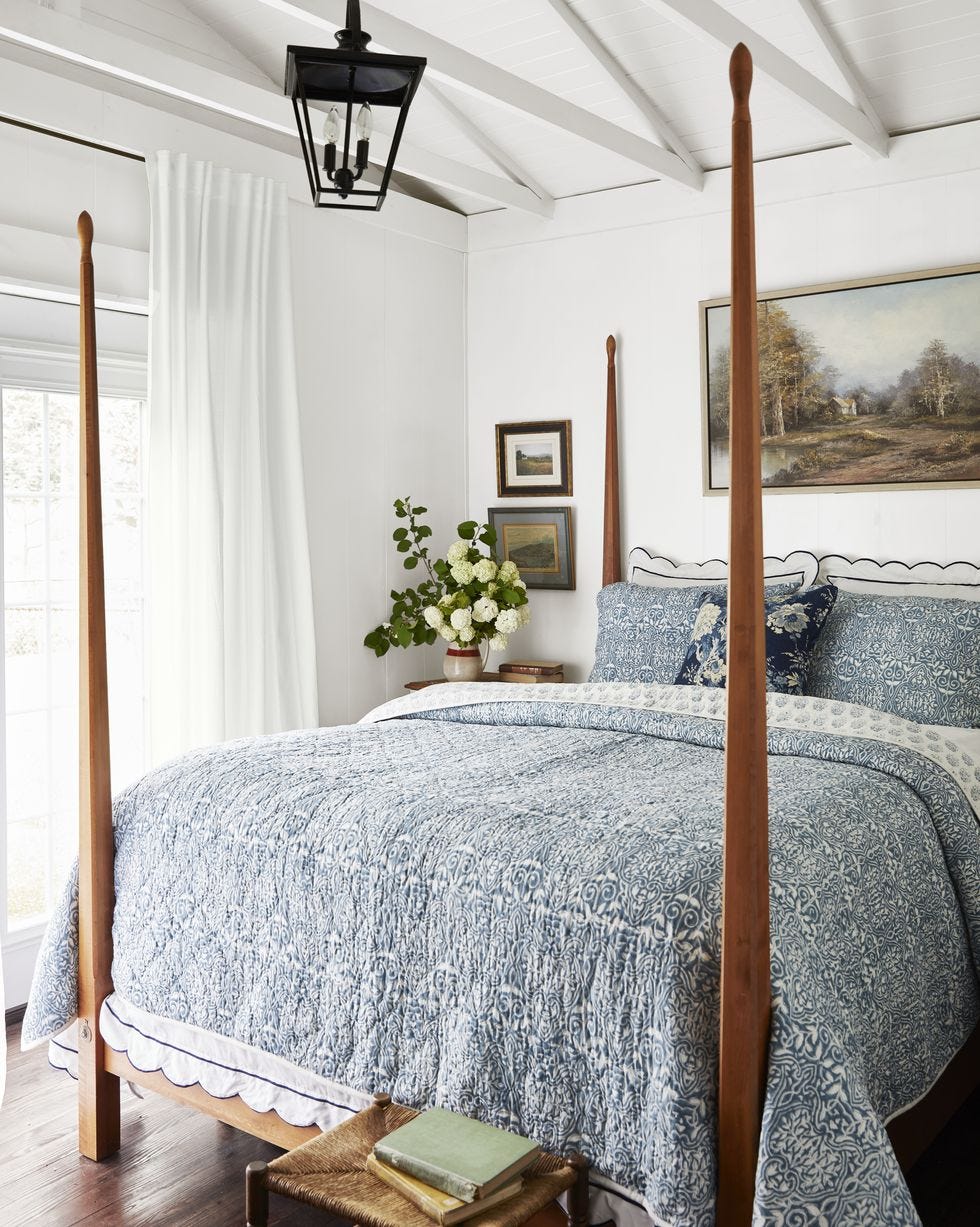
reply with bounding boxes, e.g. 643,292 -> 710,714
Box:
77,209 -> 121,1161
717,45 -> 771,1227
603,334 -> 622,587
729,43 -> 753,114
78,210 -> 94,255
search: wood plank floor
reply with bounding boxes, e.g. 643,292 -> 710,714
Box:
3,1022 -> 979,1225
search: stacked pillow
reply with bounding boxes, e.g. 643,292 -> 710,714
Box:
590,577 -> 980,730
590,581 -> 801,686
806,590 -> 980,728
676,584 -> 839,695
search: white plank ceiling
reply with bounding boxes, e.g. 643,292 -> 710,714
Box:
8,0 -> 980,214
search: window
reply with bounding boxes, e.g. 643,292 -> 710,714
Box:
0,292 -> 148,1010
3,385 -> 148,930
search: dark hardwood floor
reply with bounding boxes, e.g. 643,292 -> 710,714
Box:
2,1021 -> 979,1226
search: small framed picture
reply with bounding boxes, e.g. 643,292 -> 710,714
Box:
488,506 -> 575,591
495,420 -> 572,498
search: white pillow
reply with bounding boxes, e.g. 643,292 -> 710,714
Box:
629,547 -> 818,591
817,554 -> 980,601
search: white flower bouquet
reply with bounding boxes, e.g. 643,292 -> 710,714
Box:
364,497 -> 531,658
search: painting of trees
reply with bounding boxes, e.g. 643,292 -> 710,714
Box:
704,267 -> 980,489
710,301 -> 844,440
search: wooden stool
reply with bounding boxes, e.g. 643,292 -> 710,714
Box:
246,1093 -> 590,1227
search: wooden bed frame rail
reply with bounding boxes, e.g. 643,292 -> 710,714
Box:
74,44 -> 979,1227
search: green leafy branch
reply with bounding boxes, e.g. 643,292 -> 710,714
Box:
364,499 -> 527,659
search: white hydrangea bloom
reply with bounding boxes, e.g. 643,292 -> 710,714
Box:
495,609 -> 520,634
486,582 -> 499,596
489,633 -> 508,652
517,605 -> 532,627
438,594 -> 455,610
472,597 -> 499,624
438,625 -> 457,643
446,540 -> 470,564
451,561 -> 475,585
514,579 -> 527,591
473,558 -> 497,584
450,608 -> 473,631
458,626 -> 476,644
423,606 -> 443,629
498,560 -> 519,584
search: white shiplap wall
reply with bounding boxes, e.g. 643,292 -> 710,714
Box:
466,121 -> 980,679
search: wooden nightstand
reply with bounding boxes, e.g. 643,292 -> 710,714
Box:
405,673 -> 501,691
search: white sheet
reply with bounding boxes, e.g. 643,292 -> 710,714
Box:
47,993 -> 648,1227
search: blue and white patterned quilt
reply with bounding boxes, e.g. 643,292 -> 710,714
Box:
24,684 -> 980,1227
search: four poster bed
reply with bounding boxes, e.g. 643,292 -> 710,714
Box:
22,46 -> 980,1227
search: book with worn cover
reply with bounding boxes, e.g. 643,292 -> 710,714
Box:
499,660 -> 563,675
366,1154 -> 523,1224
372,1108 -> 540,1204
498,671 -> 564,684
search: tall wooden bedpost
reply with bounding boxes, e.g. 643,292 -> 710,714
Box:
717,46 -> 771,1227
603,335 -> 622,586
77,211 -> 121,1160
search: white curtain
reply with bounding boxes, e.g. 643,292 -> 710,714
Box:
147,151 -> 318,764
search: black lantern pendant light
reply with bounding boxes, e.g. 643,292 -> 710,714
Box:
285,0 -> 426,211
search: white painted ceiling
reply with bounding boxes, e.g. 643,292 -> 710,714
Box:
13,0 -> 980,215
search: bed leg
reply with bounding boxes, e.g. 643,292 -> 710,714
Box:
246,1160 -> 269,1227
566,1152 -> 590,1227
78,1021 -> 120,1160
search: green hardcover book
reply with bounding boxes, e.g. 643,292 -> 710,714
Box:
372,1109 -> 541,1204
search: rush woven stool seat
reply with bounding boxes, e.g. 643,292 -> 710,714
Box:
245,1093 -> 590,1227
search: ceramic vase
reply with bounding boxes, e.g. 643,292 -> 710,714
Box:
443,646 -> 483,682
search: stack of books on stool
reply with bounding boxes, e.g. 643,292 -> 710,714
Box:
498,660 -> 564,684
367,1108 -> 541,1225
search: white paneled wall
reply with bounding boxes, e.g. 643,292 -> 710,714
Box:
291,209 -> 466,727
466,123 -> 980,680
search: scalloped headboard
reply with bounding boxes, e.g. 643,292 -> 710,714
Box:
628,547 -> 819,590
816,555 -> 980,600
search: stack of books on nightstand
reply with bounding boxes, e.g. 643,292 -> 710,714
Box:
498,660 -> 564,684
368,1108 -> 540,1225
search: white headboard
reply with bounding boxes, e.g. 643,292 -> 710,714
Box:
628,547 -> 819,590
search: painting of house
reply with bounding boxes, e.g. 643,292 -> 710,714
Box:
702,264 -> 980,491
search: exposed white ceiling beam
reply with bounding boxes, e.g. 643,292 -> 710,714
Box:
0,0 -> 553,216
256,0 -> 705,192
426,84 -> 555,214
789,0 -> 888,146
638,0 -> 889,159
541,0 -> 701,177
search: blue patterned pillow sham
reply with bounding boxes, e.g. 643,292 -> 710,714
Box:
590,580 -> 798,685
675,584 -> 839,694
806,590 -> 980,727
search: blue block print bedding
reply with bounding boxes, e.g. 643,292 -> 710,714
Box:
24,683 -> 980,1227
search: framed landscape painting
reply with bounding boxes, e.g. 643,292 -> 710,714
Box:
488,506 -> 574,590
495,420 -> 572,497
701,263 -> 980,494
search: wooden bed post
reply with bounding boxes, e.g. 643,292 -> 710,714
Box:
76,211 -> 121,1161
717,46 -> 771,1227
603,335 -> 622,586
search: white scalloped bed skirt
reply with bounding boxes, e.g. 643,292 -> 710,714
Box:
46,993 -> 650,1227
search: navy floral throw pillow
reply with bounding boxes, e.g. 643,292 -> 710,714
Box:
676,584 -> 839,694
